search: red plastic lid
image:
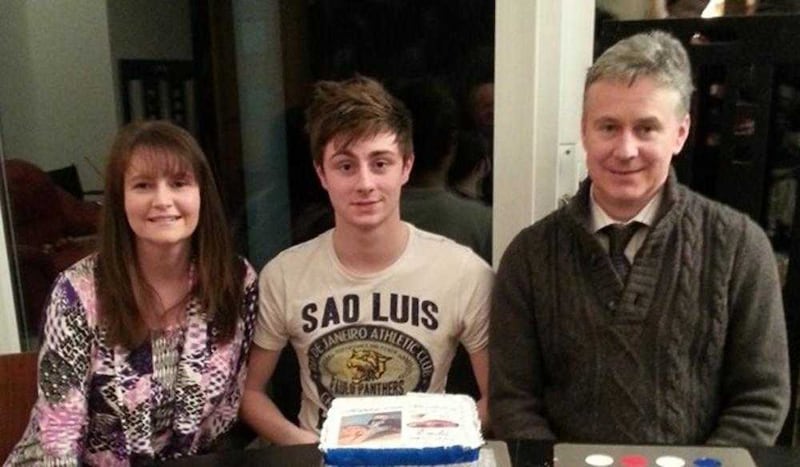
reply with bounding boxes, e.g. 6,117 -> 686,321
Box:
620,454 -> 649,467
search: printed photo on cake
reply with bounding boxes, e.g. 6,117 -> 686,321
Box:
338,411 -> 402,445
407,419 -> 459,428
407,409 -> 461,429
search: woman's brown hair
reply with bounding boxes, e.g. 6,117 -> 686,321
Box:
97,120 -> 243,349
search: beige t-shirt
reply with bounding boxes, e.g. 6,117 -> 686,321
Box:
254,224 -> 493,432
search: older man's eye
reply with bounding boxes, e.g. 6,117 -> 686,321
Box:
636,125 -> 656,137
597,123 -> 617,134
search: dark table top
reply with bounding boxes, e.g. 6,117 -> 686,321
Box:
156,440 -> 800,467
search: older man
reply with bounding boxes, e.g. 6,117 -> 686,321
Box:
490,30 -> 790,446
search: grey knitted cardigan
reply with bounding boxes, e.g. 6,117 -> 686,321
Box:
490,172 -> 790,445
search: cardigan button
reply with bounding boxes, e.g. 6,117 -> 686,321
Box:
607,300 -> 618,310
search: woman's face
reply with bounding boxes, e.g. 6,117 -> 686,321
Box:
123,148 -> 201,255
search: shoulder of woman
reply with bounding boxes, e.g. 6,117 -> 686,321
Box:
237,255 -> 258,283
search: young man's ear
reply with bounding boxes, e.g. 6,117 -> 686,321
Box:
315,162 -> 328,191
401,153 -> 415,185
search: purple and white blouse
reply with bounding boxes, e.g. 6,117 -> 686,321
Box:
5,255 -> 257,466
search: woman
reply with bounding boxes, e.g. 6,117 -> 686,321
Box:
6,121 -> 257,465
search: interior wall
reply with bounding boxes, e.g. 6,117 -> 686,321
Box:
493,0 -> 594,262
0,0 -> 192,195
106,0 -> 193,125
0,0 -> 118,193
0,1 -> 36,178
107,0 -> 192,60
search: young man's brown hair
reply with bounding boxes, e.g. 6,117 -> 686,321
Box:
305,75 -> 413,166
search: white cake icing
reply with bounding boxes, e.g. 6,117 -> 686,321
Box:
319,393 -> 484,466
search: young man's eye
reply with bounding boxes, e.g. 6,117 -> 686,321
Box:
337,162 -> 353,172
373,159 -> 390,170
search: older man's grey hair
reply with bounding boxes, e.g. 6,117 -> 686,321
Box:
585,30 -> 694,115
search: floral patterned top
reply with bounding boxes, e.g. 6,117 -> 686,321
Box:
5,255 -> 258,466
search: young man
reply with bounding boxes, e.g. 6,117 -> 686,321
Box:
241,76 -> 492,444
490,31 -> 790,445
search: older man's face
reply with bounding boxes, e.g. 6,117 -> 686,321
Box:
581,76 -> 690,220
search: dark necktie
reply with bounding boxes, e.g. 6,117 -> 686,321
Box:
603,222 -> 642,282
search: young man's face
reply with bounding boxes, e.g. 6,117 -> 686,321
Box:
581,76 -> 690,219
316,131 -> 413,232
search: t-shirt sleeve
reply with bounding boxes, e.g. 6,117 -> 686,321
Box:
252,257 -> 290,351
457,253 -> 494,353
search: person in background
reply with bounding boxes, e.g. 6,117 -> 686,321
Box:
397,78 -> 492,264
490,30 -> 790,445
449,130 -> 492,203
6,121 -> 258,465
240,76 -> 493,444
455,46 -> 495,204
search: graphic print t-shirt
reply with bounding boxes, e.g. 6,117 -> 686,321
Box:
254,224 -> 492,432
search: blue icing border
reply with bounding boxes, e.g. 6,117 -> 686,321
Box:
325,446 -> 479,465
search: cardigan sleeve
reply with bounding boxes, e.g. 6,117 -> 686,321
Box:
6,273 -> 92,467
706,217 -> 791,445
489,230 -> 556,440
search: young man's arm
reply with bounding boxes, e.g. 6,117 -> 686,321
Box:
456,250 -> 494,432
468,347 -> 490,430
240,346 -> 319,445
